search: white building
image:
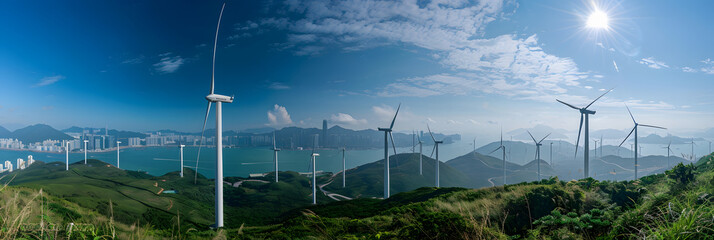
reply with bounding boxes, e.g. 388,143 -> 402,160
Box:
27,155 -> 35,166
16,158 -> 25,170
4,161 -> 12,172
128,137 -> 142,146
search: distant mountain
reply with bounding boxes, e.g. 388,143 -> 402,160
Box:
0,125 -> 11,138
446,152 -> 556,188
108,129 -> 147,139
12,124 -> 74,143
508,124 -> 569,141
323,153 -> 471,198
476,140 -> 634,165
636,134 -> 705,144
241,127 -> 275,134
61,126 -> 85,133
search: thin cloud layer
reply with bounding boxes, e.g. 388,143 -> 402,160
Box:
35,75 -> 64,87
153,54 -> 185,74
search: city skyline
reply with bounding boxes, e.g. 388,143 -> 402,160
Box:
2,0 -> 714,142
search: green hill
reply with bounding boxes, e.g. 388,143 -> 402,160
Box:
10,124 -> 74,143
322,153 -> 471,198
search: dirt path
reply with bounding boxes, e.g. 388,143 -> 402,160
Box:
231,179 -> 269,187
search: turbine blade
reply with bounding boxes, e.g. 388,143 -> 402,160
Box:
539,133 -> 551,143
210,3 -> 226,95
619,126 -> 636,147
625,104 -> 636,124
389,103 -> 401,130
430,144 -> 436,158
194,101 -> 212,184
488,146 -> 502,155
527,130 -> 537,143
584,88 -> 613,109
272,131 -> 276,148
574,114 -> 583,158
639,124 -> 667,130
556,99 -> 580,110
427,124 -> 436,142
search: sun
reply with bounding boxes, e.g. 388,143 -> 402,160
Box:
586,9 -> 609,29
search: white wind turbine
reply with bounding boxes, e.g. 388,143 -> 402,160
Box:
65,142 -> 69,171
192,3 -> 234,228
662,141 -> 673,169
377,104 -> 400,199
84,140 -> 89,164
272,131 -> 280,182
527,131 -> 551,181
116,141 -> 121,169
618,105 -> 666,180
310,134 -> 319,205
179,144 -> 185,177
427,124 -> 443,188
556,88 -> 612,178
342,147 -> 346,188
489,129 -> 507,185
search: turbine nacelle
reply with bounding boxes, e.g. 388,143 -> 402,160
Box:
580,109 -> 596,115
206,94 -> 234,103
377,127 -> 392,132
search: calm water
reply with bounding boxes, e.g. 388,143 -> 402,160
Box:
0,139 -> 476,178
1,139 -> 708,178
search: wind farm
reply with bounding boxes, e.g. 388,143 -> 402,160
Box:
2,1 -> 714,239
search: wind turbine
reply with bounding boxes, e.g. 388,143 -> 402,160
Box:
527,131 -> 551,181
116,141 -> 121,169
662,141 -> 673,168
83,140 -> 89,164
342,147 -> 346,188
310,135 -> 319,205
65,142 -> 69,171
618,105 -> 666,180
427,124 -> 443,187
179,144 -> 185,177
600,135 -> 603,158
377,104 -> 400,199
272,131 -> 280,182
193,3 -> 234,228
412,131 -> 415,153
556,88 -> 612,178
489,129 -> 507,185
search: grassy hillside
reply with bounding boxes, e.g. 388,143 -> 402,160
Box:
322,153 -> 471,198
1,159 -> 336,229
446,151 -> 556,188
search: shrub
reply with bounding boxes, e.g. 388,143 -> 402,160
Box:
666,163 -> 695,185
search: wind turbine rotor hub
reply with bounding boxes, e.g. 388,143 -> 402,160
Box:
377,128 -> 392,132
580,109 -> 596,115
206,94 -> 234,103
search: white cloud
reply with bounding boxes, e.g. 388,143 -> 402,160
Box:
34,75 -> 64,87
153,54 -> 185,73
682,67 -> 697,73
122,56 -> 144,64
268,82 -> 290,90
701,58 -> 714,74
638,57 -> 669,69
266,104 -> 293,127
329,113 -> 367,126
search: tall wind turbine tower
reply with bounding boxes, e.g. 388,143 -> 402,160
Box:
116,141 -> 121,169
556,88 -> 612,178
193,3 -> 234,228
377,104 -> 400,199
593,139 -> 599,159
342,147 -> 346,188
272,131 -> 280,182
663,141 -> 673,169
65,142 -> 69,171
550,142 -> 553,167
179,144 -> 185,177
83,140 -> 89,164
618,105 -> 666,179
489,130 -> 507,185
527,131 -> 551,181
427,124 -> 443,187
310,134 -> 319,205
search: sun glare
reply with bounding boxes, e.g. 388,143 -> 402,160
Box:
586,9 -> 609,29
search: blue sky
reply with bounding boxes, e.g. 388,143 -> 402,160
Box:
1,0 -> 713,143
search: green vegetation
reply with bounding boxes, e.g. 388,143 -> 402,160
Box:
2,153 -> 714,239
